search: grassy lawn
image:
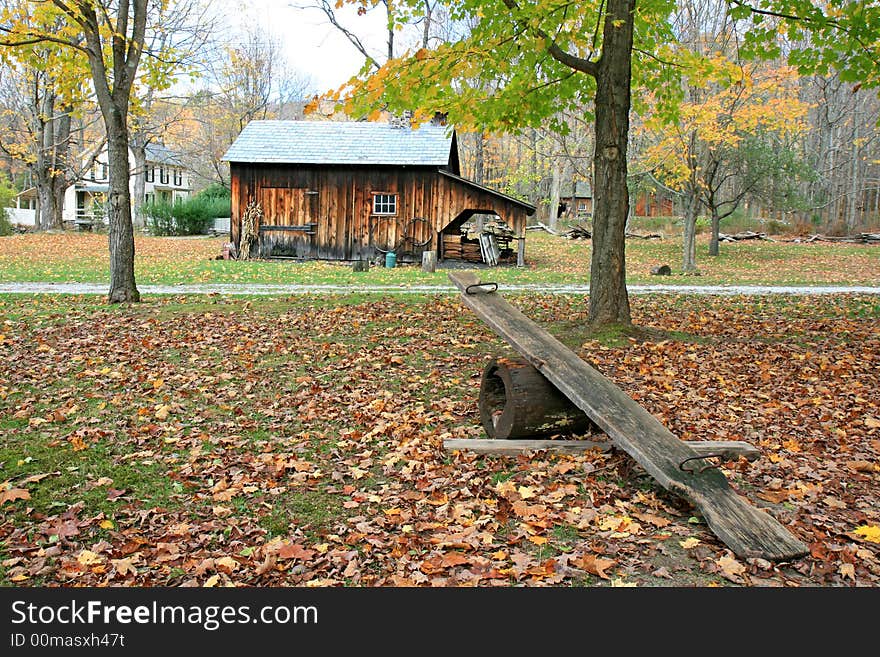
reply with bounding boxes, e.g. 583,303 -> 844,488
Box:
1,292 -> 878,587
0,229 -> 877,286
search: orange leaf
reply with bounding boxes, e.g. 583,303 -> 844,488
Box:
440,552 -> 469,567
0,488 -> 30,505
574,554 -> 615,580
757,490 -> 791,503
278,543 -> 316,560
419,557 -> 444,575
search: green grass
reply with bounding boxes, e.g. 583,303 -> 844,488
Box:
1,231 -> 877,288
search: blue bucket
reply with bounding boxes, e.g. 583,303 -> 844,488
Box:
385,251 -> 397,268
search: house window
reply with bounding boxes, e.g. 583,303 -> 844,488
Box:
146,167 -> 154,183
372,193 -> 397,216
160,167 -> 168,184
145,192 -> 154,204
173,169 -> 182,186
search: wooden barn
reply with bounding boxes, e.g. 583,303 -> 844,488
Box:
221,119 -> 536,265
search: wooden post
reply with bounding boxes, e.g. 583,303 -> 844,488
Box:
421,250 -> 437,273
479,357 -> 596,439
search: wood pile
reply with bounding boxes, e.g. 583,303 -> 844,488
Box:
444,219 -> 516,264
788,233 -> 880,244
443,234 -> 483,262
718,231 -> 773,242
626,231 -> 663,240
561,224 -> 592,239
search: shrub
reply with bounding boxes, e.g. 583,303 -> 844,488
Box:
193,184 -> 231,222
172,196 -> 215,235
143,193 -> 228,236
0,212 -> 12,237
197,183 -> 230,201
143,200 -> 176,236
0,173 -> 16,236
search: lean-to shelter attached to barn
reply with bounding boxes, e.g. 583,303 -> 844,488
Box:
221,119 -> 536,265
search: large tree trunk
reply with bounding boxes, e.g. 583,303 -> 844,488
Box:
589,0 -> 634,326
106,120 -> 140,303
36,185 -> 52,231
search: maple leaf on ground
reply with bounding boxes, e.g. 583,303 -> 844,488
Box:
112,558 -> 138,577
854,525 -> 880,544
717,555 -> 747,582
77,550 -> 102,566
757,490 -> 792,504
573,554 -> 615,580
277,543 -> 316,560
0,488 -> 30,505
215,556 -> 239,573
19,472 -> 57,485
440,552 -> 470,567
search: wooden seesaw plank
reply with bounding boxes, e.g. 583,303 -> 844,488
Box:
449,271 -> 808,561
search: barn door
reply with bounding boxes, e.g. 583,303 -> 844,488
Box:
257,187 -> 319,258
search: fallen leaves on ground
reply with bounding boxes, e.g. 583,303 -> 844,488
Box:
0,292 -> 877,587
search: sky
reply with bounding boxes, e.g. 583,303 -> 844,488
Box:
242,0 -> 390,94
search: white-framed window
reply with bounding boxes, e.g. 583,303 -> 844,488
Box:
372,192 -> 398,216
146,167 -> 154,183
159,167 -> 169,184
173,169 -> 182,186
91,161 -> 107,180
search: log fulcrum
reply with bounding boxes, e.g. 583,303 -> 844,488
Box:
479,356 -> 596,439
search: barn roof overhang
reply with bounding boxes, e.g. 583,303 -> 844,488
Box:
438,170 -> 536,215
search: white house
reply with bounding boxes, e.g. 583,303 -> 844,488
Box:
62,142 -> 191,228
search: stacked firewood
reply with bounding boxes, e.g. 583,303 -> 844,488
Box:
443,234 -> 483,262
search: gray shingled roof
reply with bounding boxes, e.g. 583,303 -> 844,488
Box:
221,120 -> 454,166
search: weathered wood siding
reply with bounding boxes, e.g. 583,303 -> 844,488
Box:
229,163 -> 530,262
